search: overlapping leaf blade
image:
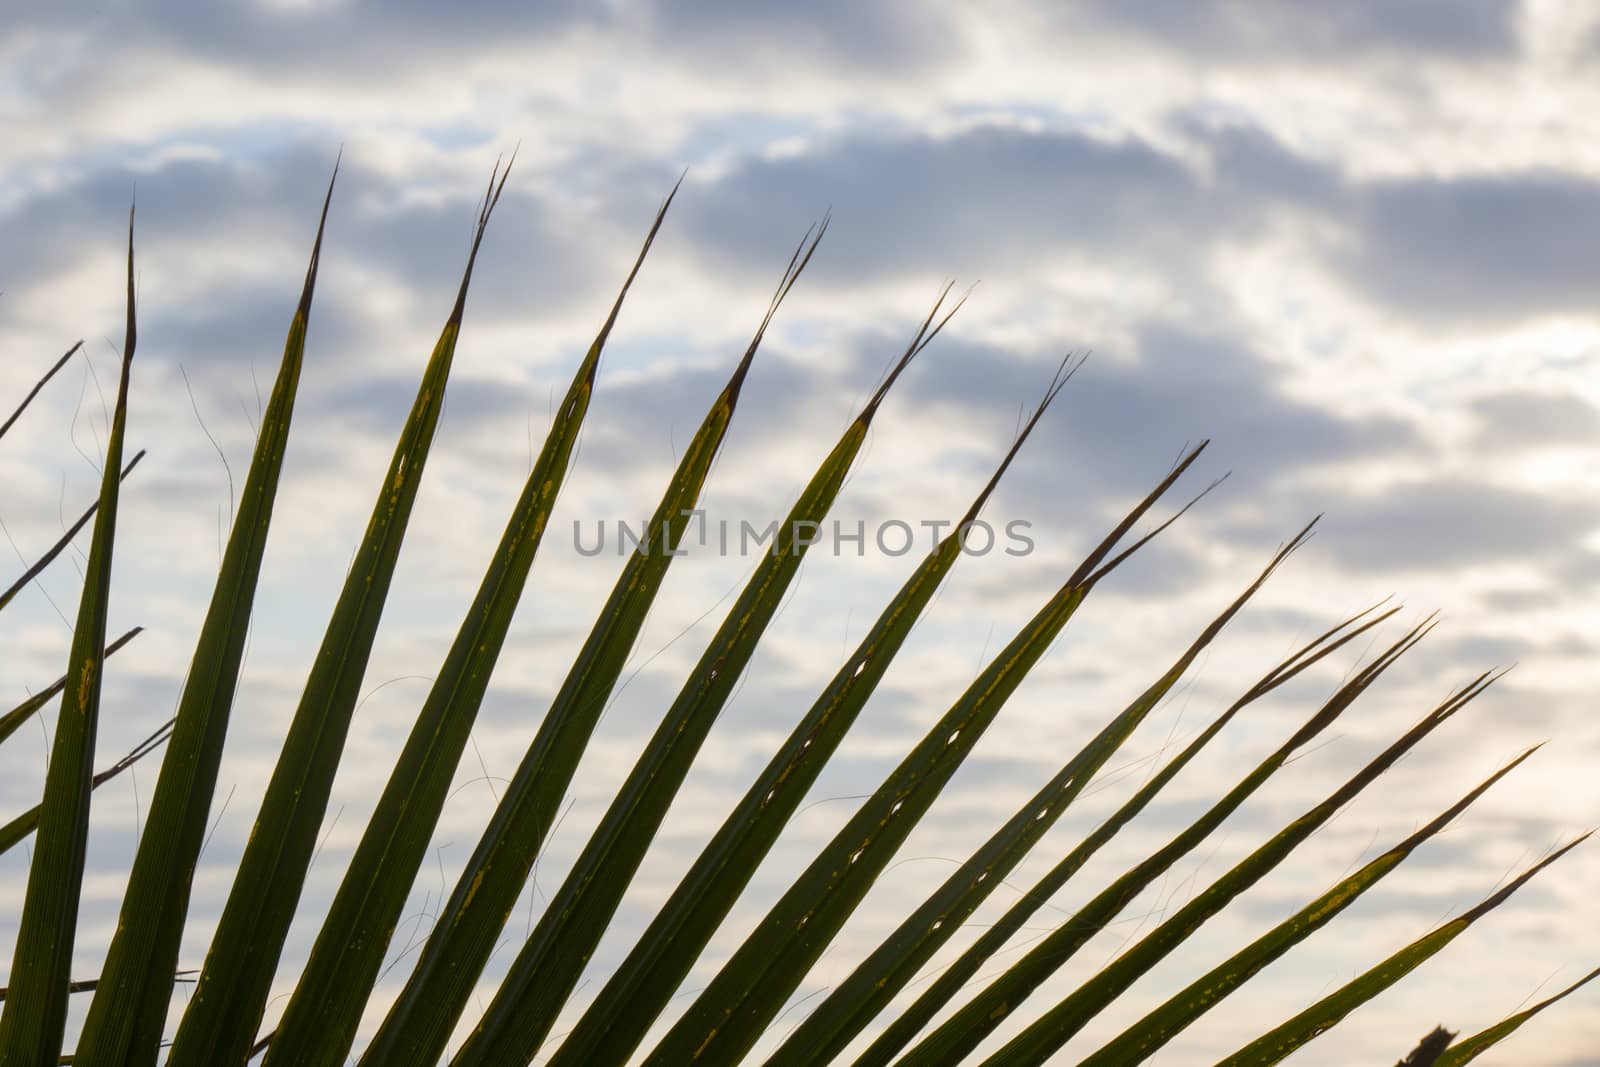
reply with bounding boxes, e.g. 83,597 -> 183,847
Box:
641,443 -> 1208,1067
0,209 -> 136,1066
0,452 -> 145,617
167,165 -> 511,1066
453,292 -> 960,1067
546,357 -> 1073,1067
853,600 -> 1396,1067
895,618 -> 1437,1067
0,626 -> 140,749
76,167 -> 337,1067
261,186 -> 677,1067
978,673 -> 1501,1067
1077,744 -> 1543,1066
766,521 -> 1318,1067
1214,833 -> 1592,1067
360,224 -> 826,1066
0,716 -> 173,856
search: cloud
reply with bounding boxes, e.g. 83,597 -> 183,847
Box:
639,0 -> 966,73
1055,0 -> 1518,61
896,321 -> 1416,508
1336,171 -> 1600,322
676,123 -> 1218,285
1471,388 -> 1600,450
1300,478 -> 1599,572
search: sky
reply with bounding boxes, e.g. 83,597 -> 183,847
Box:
3,1 -> 1600,1063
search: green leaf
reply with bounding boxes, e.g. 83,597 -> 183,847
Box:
359,222 -> 826,1067
453,290 -> 960,1067
0,627 -> 141,750
167,162 -> 511,1067
0,451 -> 146,617
895,617 -> 1438,1067
0,206 -> 136,1066
1214,832 -> 1593,1067
765,521 -> 1319,1067
0,716 -> 175,856
979,672 -> 1502,1067
853,601 -> 1395,1067
78,164 -> 338,1067
641,442 -> 1209,1067
1431,964 -> 1600,1066
0,341 -> 82,444
260,182 -> 677,1067
547,354 -> 1074,1067
1077,744 -> 1542,1066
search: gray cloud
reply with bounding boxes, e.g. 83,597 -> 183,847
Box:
677,123 -> 1216,284
5,0 -> 593,82
677,115 -> 1600,330
0,144 -> 608,330
1300,478 -> 1598,572
638,0 -> 965,73
1472,389 -> 1600,450
1336,171 -> 1600,322
1056,0 -> 1518,61
899,322 -> 1415,506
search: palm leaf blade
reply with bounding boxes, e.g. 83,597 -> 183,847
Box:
979,674 -> 1502,1067
0,627 -> 141,750
895,618 -> 1436,1067
1432,965 -> 1600,1066
854,601 -> 1395,1067
455,291 -> 955,1067
767,523 -> 1316,1067
0,209 -> 136,1065
547,355 -> 1069,1067
0,341 -> 82,445
76,166 -> 338,1066
261,186 -> 675,1067
167,164 -> 510,1066
1214,833 -> 1592,1067
1077,744 -> 1542,1066
642,444 -> 1208,1067
359,224 -> 823,1066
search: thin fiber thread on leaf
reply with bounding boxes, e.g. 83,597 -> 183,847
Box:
0,715 -> 175,857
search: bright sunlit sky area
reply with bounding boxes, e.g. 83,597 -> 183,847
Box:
3,2 -> 1600,1063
